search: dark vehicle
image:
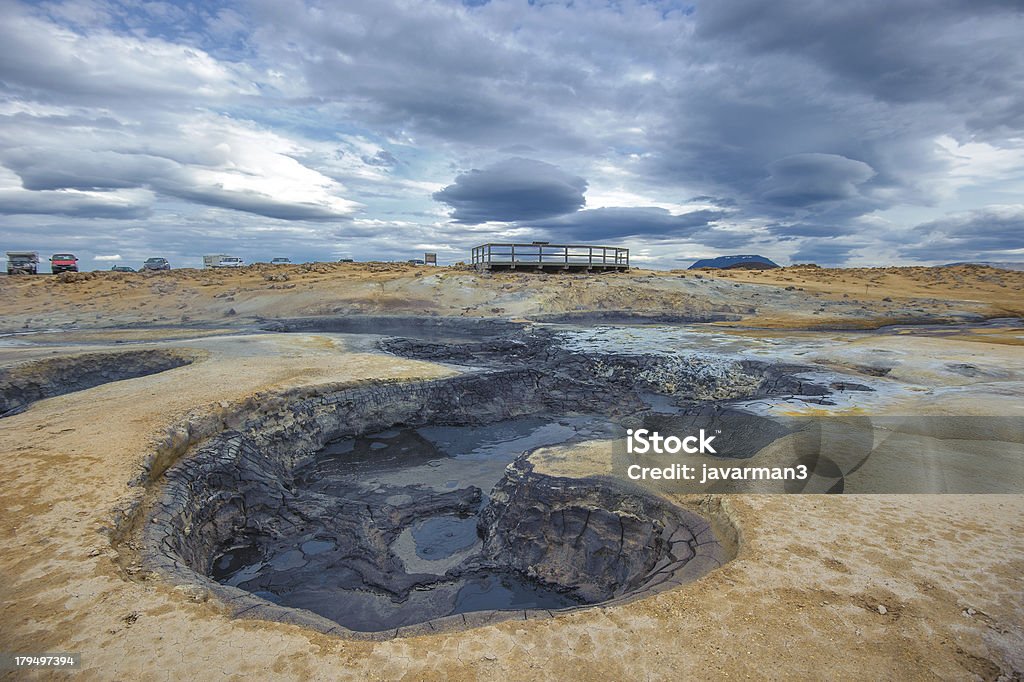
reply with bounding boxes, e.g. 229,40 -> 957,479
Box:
270,257 -> 291,264
143,257 -> 170,271
111,265 -> 135,272
338,258 -> 354,263
50,253 -> 79,274
6,251 -> 39,275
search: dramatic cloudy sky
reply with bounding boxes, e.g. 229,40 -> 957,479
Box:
1,0 -> 1023,269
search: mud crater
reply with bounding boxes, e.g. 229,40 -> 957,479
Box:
144,320 -> 827,638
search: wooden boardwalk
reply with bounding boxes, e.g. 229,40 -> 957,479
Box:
471,243 -> 629,272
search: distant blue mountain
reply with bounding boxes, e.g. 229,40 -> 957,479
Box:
688,254 -> 780,270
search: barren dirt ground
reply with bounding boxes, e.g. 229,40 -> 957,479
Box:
0,262 -> 1022,331
0,265 -> 1022,680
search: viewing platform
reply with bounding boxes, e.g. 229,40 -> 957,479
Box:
471,242 -> 629,272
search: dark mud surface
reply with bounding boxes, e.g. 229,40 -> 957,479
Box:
262,315 -> 524,342
209,417 -> 612,632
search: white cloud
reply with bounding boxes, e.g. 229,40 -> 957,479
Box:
934,135 -> 1024,200
0,7 -> 259,102
0,109 -> 363,220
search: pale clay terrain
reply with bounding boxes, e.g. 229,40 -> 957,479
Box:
0,263 -> 1022,680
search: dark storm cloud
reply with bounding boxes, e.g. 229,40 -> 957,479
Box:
694,0 -> 1024,130
2,148 -> 177,191
529,206 -> 725,241
166,186 -> 353,221
696,227 -> 772,250
433,158 -> 587,224
640,0 -> 1024,246
765,221 -> 861,238
687,195 -> 737,207
914,206 -> 1024,244
0,188 -> 151,219
246,0 -> 598,151
899,206 -> 1024,260
760,154 -> 875,207
788,240 -> 864,266
361,150 -> 398,167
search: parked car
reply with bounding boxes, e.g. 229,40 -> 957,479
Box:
270,257 -> 291,264
215,256 -> 244,268
143,257 -> 170,271
6,251 -> 39,275
111,265 -> 135,272
49,253 -> 79,274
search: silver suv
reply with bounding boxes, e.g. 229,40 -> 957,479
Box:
143,257 -> 170,271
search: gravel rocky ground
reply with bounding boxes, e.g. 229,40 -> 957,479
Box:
0,265 -> 1021,680
0,262 -> 1021,332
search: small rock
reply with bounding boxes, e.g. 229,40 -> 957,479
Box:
877,604 -> 887,615
173,584 -> 209,603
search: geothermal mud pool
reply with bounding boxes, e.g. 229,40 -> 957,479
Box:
140,320 -> 834,637
144,316 -> 977,638
141,365 -> 736,637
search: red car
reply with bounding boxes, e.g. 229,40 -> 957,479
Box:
50,253 -> 79,274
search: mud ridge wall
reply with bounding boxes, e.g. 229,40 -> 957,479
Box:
262,315 -> 525,338
480,457 -> 729,603
381,335 -> 824,405
525,311 -> 745,324
0,349 -> 196,417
